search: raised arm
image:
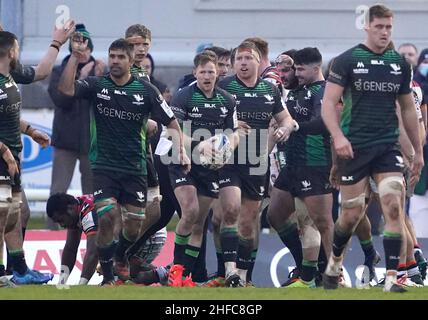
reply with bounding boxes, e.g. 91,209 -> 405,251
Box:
33,20 -> 76,81
58,32 -> 91,97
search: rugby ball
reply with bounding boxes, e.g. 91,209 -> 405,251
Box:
200,133 -> 231,170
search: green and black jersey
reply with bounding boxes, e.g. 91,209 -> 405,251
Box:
218,75 -> 285,170
74,75 -> 175,176
130,64 -> 150,82
11,62 -> 36,84
0,74 -> 22,158
170,83 -> 238,154
285,81 -> 330,167
328,44 -> 412,150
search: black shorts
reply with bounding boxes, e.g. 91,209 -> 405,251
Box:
274,165 -> 333,198
0,157 -> 21,193
337,144 -> 403,185
169,164 -> 219,198
218,165 -> 266,201
92,169 -> 147,208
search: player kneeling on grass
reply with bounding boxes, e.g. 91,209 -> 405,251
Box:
47,193 -> 168,285
47,193 -> 98,285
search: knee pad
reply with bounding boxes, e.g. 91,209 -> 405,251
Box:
342,193 -> 366,209
95,198 -> 116,217
378,176 -> 404,198
147,186 -> 162,203
0,185 -> 12,208
121,206 -> 145,223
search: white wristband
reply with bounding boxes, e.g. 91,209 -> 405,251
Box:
79,277 -> 89,285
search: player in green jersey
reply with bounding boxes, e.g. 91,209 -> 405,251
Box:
321,4 -> 423,293
58,35 -> 187,285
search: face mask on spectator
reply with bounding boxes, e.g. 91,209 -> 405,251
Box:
419,63 -> 428,77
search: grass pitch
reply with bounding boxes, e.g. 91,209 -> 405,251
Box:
1,285 -> 428,300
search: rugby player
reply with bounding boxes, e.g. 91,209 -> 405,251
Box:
268,47 -> 333,288
58,35 -> 186,285
321,4 -> 423,293
167,51 -> 238,286
217,41 -> 295,287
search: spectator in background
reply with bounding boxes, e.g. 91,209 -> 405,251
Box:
397,43 -> 419,69
47,23 -> 106,229
415,48 -> 428,103
142,53 -> 172,103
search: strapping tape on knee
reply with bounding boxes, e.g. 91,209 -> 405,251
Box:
121,207 -> 145,222
95,198 -> 116,217
342,193 -> 366,209
301,224 -> 321,249
147,187 -> 162,203
378,176 -> 404,198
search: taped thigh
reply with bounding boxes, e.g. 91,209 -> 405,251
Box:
0,185 -> 12,208
342,193 -> 366,209
295,197 -> 309,227
121,206 -> 145,223
378,176 -> 404,198
147,186 -> 162,203
5,194 -> 21,231
95,198 -> 117,217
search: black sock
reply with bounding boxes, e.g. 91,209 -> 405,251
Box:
236,237 -> 253,271
332,224 -> 352,257
183,245 -> 200,277
0,265 -> 5,276
114,231 -> 134,263
216,250 -> 225,277
360,238 -> 376,258
317,244 -> 327,274
98,241 -> 117,282
383,232 -> 401,271
277,222 -> 303,270
173,233 -> 190,265
6,248 -> 12,274
9,250 -> 28,275
246,249 -> 257,282
301,260 -> 317,282
220,227 -> 239,263
22,227 -> 26,240
192,220 -> 208,282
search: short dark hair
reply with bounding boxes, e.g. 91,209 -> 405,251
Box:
281,49 -> 297,61
236,41 -> 262,61
369,4 -> 393,22
46,193 -> 77,218
109,38 -> 133,59
294,47 -> 322,66
194,50 -> 218,68
244,37 -> 269,59
206,46 -> 231,61
0,31 -> 17,58
398,43 -> 418,53
125,24 -> 152,40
